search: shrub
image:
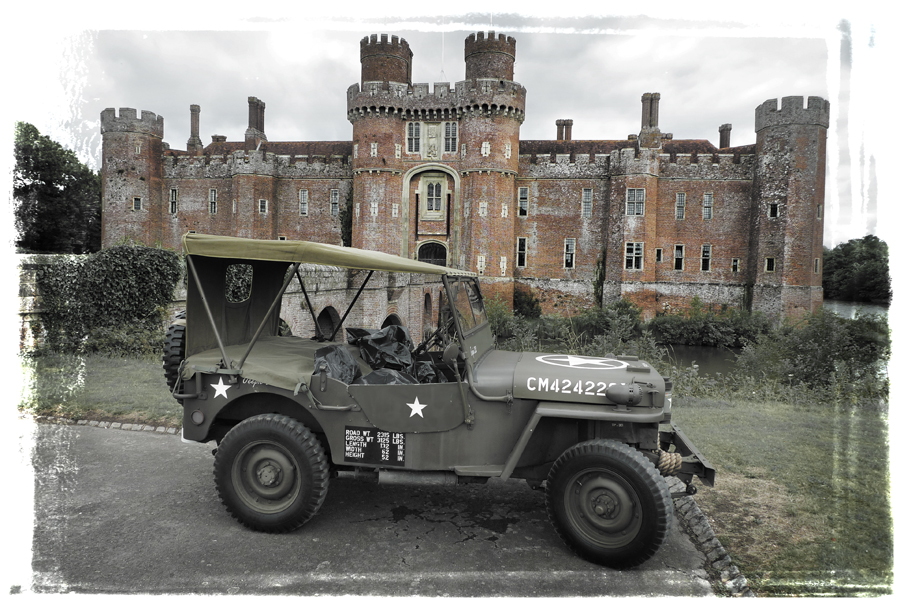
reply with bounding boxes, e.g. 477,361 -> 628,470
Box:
513,285 -> 542,319
35,245 -> 182,355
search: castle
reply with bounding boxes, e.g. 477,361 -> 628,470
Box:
100,31 -> 828,322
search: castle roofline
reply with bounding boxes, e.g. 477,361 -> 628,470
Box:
167,140 -> 354,158
518,138 -> 733,156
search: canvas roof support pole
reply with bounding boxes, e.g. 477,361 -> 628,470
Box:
329,270 -> 374,341
186,254 -> 234,371
295,270 -> 324,339
236,262 -> 301,370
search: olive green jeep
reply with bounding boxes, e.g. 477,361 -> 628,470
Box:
167,234 -> 714,568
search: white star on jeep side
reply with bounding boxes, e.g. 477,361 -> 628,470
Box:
211,377 -> 231,398
407,397 -> 427,418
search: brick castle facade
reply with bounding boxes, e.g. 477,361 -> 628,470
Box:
101,31 -> 829,322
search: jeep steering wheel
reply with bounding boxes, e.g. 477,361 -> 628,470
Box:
413,328 -> 446,355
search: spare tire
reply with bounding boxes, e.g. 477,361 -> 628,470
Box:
163,312 -> 186,393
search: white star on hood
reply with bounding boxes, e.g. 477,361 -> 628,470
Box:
212,377 -> 231,398
407,397 -> 427,418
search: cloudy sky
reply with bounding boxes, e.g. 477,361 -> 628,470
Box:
2,2 -> 891,251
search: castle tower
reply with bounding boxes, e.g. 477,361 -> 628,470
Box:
360,34 -> 412,85
458,32 -> 524,301
349,35 -> 410,256
749,96 -> 829,319
99,108 -> 165,248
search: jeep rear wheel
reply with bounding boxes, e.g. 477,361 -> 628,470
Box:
546,439 -> 672,568
214,414 -> 329,532
162,316 -> 186,392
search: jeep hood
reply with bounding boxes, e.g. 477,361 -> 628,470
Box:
474,349 -> 665,408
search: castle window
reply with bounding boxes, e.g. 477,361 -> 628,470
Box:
625,242 -> 644,270
504,143 -> 511,159
392,203 -> 399,218
582,189 -> 593,218
768,203 -> 780,218
278,236 -> 287,241
132,197 -> 142,211
481,142 -> 491,157
765,257 -> 776,272
564,238 -> 576,269
500,256 -> 507,277
626,188 -> 645,216
702,193 -> 713,220
299,190 -> 308,216
477,255 -> 486,275
407,122 -> 421,152
656,248 -> 663,262
479,201 -> 488,217
518,187 -> 529,216
330,189 -> 340,216
427,183 -> 442,212
134,144 -> 141,155
817,204 -> 822,220
370,142 -> 378,157
259,199 -> 268,214
676,192 -> 685,220
814,257 -> 820,273
444,122 -> 457,152
517,237 -> 527,267
209,189 -> 217,214
395,144 -> 401,159
674,244 -> 684,271
701,244 -> 712,271
732,258 -> 740,272
169,189 -> 177,214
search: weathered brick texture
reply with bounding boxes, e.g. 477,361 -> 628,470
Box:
101,33 -> 828,325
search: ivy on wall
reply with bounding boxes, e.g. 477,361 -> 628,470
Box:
35,245 -> 182,354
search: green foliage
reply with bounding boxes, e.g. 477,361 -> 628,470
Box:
484,294 -> 515,338
734,309 -> 890,390
225,264 -> 253,302
823,235 -> 892,303
648,302 -> 771,348
513,285 -> 542,319
339,185 -> 354,247
35,245 -> 182,355
13,122 -> 101,253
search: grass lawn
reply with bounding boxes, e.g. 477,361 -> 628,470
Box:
18,353 -> 893,596
674,397 -> 892,596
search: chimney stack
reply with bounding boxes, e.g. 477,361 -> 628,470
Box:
245,97 -> 268,147
556,119 -> 573,140
719,123 -> 732,149
187,104 -> 203,154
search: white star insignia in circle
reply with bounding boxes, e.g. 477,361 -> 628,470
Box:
407,397 -> 427,418
211,377 -> 231,398
535,354 -> 629,370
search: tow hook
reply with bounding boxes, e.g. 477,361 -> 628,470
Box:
670,481 -> 697,499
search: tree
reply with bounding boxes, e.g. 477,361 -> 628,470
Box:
13,122 -> 101,253
822,235 -> 892,303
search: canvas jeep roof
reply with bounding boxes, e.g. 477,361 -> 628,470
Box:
183,233 -> 476,277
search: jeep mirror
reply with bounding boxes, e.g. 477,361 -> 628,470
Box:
442,343 -> 460,366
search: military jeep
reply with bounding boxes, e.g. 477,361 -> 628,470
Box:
168,233 -> 714,568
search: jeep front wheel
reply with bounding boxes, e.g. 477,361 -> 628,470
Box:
214,414 -> 329,532
546,439 -> 672,568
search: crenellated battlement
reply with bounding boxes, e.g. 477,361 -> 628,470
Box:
659,152 -> 755,181
360,33 -> 412,58
755,96 -> 830,131
347,78 -> 526,123
162,150 -> 352,179
101,107 -> 165,137
464,31 -> 516,59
